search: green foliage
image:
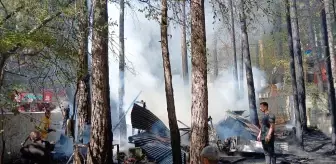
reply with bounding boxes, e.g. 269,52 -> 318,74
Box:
210,0 -> 278,31
0,0 -> 79,95
0,31 -> 56,53
249,32 -> 289,85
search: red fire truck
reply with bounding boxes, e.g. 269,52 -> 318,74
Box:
12,89 -> 66,112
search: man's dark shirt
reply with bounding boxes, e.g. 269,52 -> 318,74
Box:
261,113 -> 275,140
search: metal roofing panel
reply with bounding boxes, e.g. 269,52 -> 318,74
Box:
131,103 -> 170,137
129,103 -> 186,164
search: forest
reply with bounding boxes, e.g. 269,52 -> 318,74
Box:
1,0 -> 336,164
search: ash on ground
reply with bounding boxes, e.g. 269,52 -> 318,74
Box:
240,125 -> 336,164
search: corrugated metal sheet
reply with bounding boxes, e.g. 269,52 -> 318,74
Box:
129,132 -> 170,146
131,103 -> 170,137
129,103 -> 186,164
129,134 -> 186,164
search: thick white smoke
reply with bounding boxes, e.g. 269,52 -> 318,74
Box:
107,1 -> 268,136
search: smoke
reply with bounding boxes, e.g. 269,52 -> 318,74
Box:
107,1 -> 268,137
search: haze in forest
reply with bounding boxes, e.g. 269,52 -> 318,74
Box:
107,1 -> 270,128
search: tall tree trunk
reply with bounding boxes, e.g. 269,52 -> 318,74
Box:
238,0 -> 259,127
290,0 -> 307,131
255,42 -> 260,68
0,55 -> 9,87
181,0 -> 189,85
76,0 -> 90,144
86,0 -> 113,163
259,40 -> 265,69
306,0 -> 324,92
314,24 -> 322,59
229,0 -> 238,91
285,0 -> 303,147
321,4 -> 336,151
275,3 -> 283,57
0,109 -> 5,164
213,37 -> 218,80
275,2 -> 285,85
118,0 -> 127,145
239,37 -> 244,99
190,0 -> 208,163
325,0 -> 336,84
160,1 -> 182,162
333,0 -> 336,21
255,42 -> 260,88
76,79 -> 89,141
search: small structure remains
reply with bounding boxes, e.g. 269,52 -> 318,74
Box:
127,102 -> 289,164
128,103 -> 187,164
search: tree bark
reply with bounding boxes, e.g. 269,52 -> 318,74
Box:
238,0 -> 259,127
74,145 -> 84,164
229,0 -> 238,91
181,0 -> 189,85
118,0 -> 127,145
290,0 -> 307,131
305,0 -> 324,92
190,0 -> 208,163
333,0 -> 336,21
324,0 -> 336,84
0,109 -> 5,164
76,0 -> 90,144
86,0 -> 113,163
76,80 -> 89,141
321,4 -> 336,151
160,0 -> 182,162
0,55 -> 9,87
285,0 -> 303,147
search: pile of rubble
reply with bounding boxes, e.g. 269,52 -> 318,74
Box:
126,103 -> 271,163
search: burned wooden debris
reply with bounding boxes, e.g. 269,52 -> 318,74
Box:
124,102 -> 289,163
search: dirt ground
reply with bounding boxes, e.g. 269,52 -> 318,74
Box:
235,126 -> 336,164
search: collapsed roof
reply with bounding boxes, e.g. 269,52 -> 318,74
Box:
128,103 -> 261,163
129,103 -> 186,164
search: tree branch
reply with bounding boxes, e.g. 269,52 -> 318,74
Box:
28,12 -> 62,35
5,0 -> 76,55
0,5 -> 24,25
4,70 -> 28,77
0,0 -> 8,15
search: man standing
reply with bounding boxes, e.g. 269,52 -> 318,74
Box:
257,102 -> 276,164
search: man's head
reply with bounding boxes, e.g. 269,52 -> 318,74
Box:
200,145 -> 219,164
259,102 -> 269,113
29,131 -> 41,142
45,110 -> 51,118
